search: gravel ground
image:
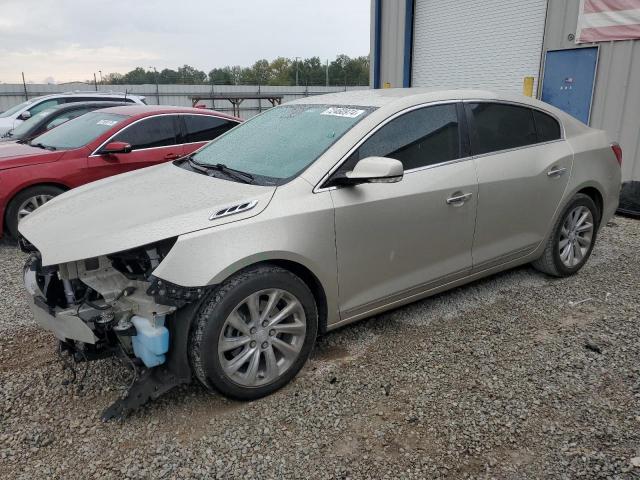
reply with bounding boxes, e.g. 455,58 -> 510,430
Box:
1,217 -> 639,479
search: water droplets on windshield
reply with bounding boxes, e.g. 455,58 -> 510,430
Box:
191,104 -> 374,182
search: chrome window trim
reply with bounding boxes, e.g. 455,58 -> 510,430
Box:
462,98 -> 566,141
314,98 -> 567,193
313,100 -> 462,193
89,113 -> 237,157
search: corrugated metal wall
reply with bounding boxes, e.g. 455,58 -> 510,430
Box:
412,0 -> 547,94
0,84 -> 366,120
379,0 -> 407,88
371,0 -> 640,182
542,0 -> 640,182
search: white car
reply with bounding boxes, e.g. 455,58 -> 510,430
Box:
0,91 -> 146,135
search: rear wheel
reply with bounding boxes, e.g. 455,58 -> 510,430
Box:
189,265 -> 318,400
532,193 -> 599,277
5,185 -> 64,238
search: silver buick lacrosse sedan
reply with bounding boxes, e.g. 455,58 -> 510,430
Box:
18,88 -> 622,418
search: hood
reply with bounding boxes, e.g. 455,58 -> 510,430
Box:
0,118 -> 13,135
19,162 -> 276,266
0,142 -> 64,170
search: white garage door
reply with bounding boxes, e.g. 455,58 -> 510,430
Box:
412,0 -> 548,94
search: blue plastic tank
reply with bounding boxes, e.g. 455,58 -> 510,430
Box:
131,315 -> 169,368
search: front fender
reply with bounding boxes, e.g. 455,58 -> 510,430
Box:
152,182 -> 339,325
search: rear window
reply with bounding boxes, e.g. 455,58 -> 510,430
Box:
533,110 -> 561,142
466,102 -> 537,155
184,115 -> 237,143
29,112 -> 127,150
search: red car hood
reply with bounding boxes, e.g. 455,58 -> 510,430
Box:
0,142 -> 65,170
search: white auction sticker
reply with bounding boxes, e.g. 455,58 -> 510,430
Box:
96,119 -> 118,126
321,107 -> 365,118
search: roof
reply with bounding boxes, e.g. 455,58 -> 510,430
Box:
96,105 -> 241,121
32,91 -> 145,100
45,101 -> 130,112
288,87 -> 551,110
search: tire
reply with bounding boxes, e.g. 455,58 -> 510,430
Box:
189,265 -> 318,400
532,193 -> 599,277
5,185 -> 64,238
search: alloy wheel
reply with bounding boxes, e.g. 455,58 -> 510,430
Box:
17,194 -> 54,221
218,288 -> 307,387
558,205 -> 594,268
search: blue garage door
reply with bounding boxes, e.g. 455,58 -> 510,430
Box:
541,47 -> 598,124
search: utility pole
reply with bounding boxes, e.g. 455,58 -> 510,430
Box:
93,72 -> 98,91
98,70 -> 103,85
21,72 -> 28,100
149,66 -> 160,105
295,57 -> 300,86
326,59 -> 329,87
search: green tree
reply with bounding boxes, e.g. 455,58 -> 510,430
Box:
208,67 -> 234,85
268,57 -> 292,86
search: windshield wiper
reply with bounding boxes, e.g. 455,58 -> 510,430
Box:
30,142 -> 56,151
187,157 -> 254,184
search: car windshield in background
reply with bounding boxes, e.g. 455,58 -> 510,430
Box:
29,112 -> 128,150
0,99 -> 33,118
6,109 -> 55,138
191,104 -> 374,182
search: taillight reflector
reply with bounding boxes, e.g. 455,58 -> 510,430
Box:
611,143 -> 623,166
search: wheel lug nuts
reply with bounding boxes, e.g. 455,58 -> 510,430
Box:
261,342 -> 268,349
250,327 -> 257,334
261,321 -> 268,327
269,329 -> 275,336
250,341 -> 257,348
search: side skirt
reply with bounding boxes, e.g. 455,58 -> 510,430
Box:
327,251 -> 540,332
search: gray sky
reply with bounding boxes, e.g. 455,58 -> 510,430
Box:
0,0 -> 370,84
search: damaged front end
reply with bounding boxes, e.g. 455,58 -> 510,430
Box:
21,237 -> 207,420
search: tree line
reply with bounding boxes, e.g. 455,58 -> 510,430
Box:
103,55 -> 369,86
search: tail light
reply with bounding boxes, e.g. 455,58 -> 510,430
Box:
611,142 -> 623,166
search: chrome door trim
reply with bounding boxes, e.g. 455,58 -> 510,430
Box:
313,100 -> 463,193
89,113 -> 237,157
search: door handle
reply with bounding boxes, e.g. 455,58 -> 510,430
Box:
446,192 -> 473,205
547,166 -> 567,177
164,153 -> 181,160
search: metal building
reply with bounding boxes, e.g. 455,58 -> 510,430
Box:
370,0 -> 640,205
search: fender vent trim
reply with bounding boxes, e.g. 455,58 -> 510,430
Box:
209,200 -> 259,221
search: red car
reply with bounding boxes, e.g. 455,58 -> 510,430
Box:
0,105 -> 241,237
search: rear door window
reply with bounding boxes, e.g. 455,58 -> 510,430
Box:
112,115 -> 178,150
465,103 -> 537,155
183,115 -> 238,143
533,110 -> 561,142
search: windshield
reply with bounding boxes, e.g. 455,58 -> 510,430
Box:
8,109 -> 55,138
0,99 -> 34,118
191,104 -> 374,182
29,111 -> 128,150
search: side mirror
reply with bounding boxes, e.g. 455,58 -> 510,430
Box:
101,141 -> 132,154
18,111 -> 31,121
335,156 -> 403,186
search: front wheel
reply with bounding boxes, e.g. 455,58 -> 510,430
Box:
532,193 -> 599,277
5,185 -> 64,238
189,265 -> 318,400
